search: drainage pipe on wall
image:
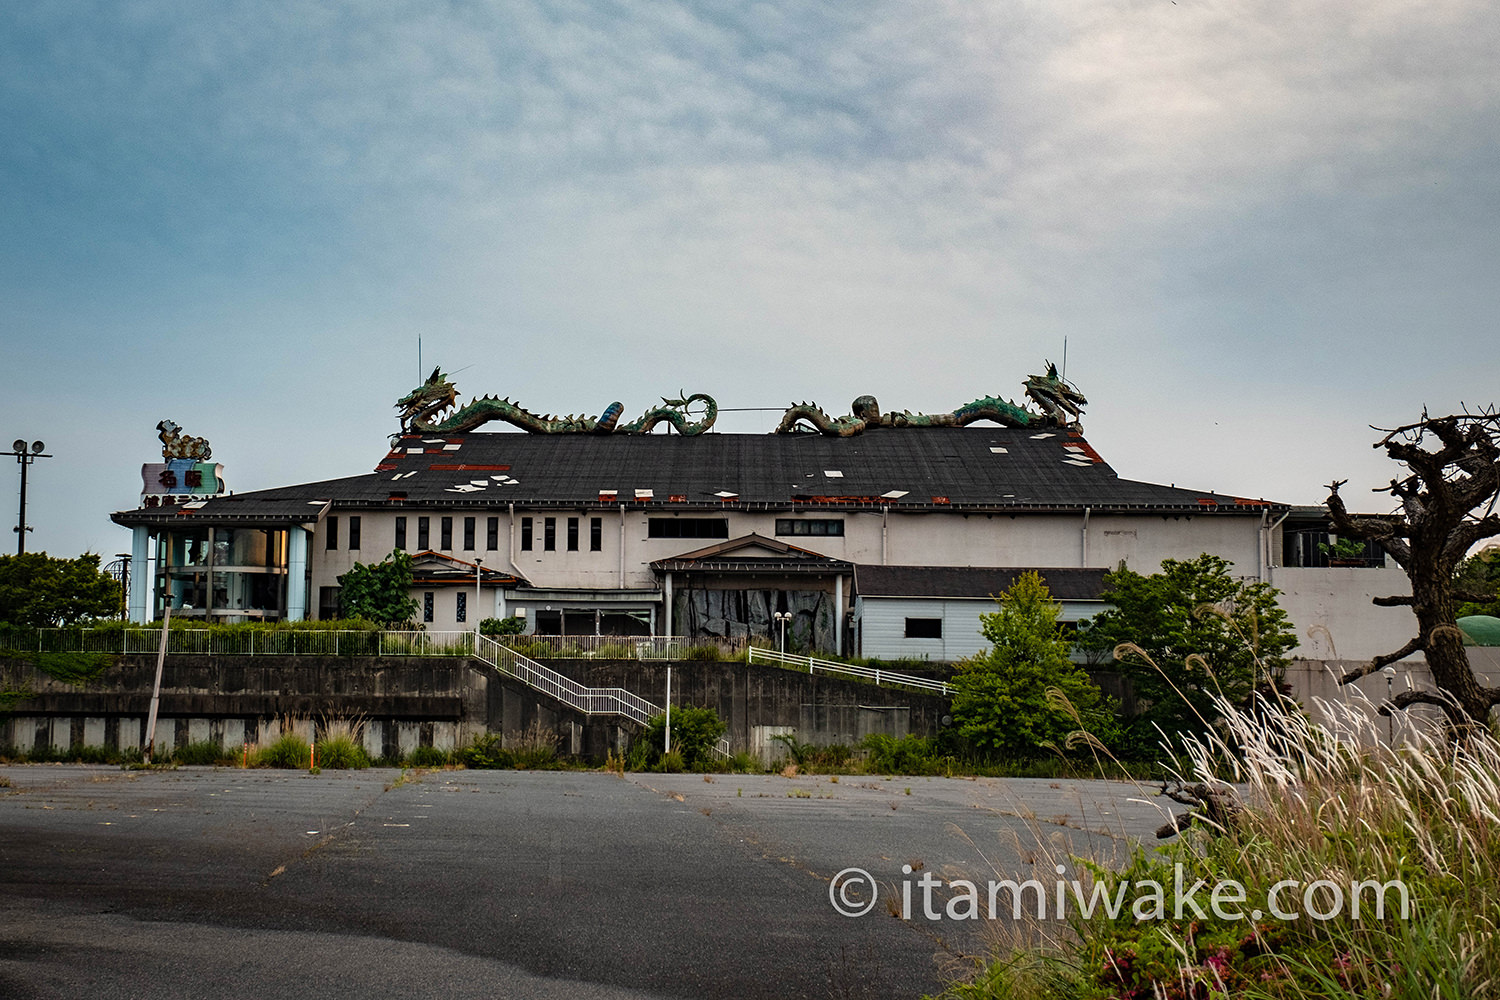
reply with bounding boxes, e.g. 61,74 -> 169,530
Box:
1081,507 -> 1091,567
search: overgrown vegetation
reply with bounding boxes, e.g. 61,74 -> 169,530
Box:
1078,553 -> 1296,755
937,687 -> 1500,999
951,572 -> 1118,760
634,705 -> 727,770
337,551 -> 420,626
0,552 -> 122,627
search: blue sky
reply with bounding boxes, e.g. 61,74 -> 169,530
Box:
3,1 -> 1499,560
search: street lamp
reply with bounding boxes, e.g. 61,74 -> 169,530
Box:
474,557 -> 483,634
1382,665 -> 1397,745
8,439 -> 50,555
773,611 -> 793,658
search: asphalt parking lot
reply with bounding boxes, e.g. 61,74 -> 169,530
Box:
0,766 -> 1172,999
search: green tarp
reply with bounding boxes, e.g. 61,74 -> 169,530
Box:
1457,615 -> 1500,646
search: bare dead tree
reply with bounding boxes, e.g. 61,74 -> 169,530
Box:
1326,407 -> 1500,734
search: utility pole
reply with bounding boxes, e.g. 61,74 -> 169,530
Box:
8,439 -> 50,555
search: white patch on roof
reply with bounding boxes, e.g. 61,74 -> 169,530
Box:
1030,433 -> 1055,440
390,474 -> 404,481
824,470 -> 843,478
635,489 -> 654,499
401,471 -> 418,479
599,488 -> 618,494
714,491 -> 738,498
447,484 -> 483,493
406,448 -> 424,455
442,443 -> 461,451
421,438 -> 445,444
182,501 -> 207,509
1064,459 -> 1094,467
492,475 -> 518,485
1063,444 -> 1085,453
881,490 -> 909,499
307,500 -> 330,505
469,480 -> 489,487
989,446 -> 1008,454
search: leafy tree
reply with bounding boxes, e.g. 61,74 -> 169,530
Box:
640,705 -> 726,770
1078,554 -> 1296,750
1454,546 -> 1500,619
479,616 -> 526,636
950,571 -> 1117,759
0,552 -> 122,627
1328,411 -> 1500,732
337,550 -> 419,627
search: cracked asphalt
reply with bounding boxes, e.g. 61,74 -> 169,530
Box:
0,766 -> 1171,999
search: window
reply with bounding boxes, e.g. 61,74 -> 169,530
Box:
417,517 -> 430,550
905,618 -> 942,639
395,516 -> 407,550
440,516 -> 453,550
775,519 -> 844,537
590,517 -> 602,552
456,591 -> 467,623
544,517 -> 556,551
486,516 -> 498,550
567,517 -> 579,551
647,518 -> 729,539
326,517 -> 339,550
521,517 -> 533,551
348,516 -> 361,550
318,586 -> 341,621
423,592 -> 434,623
462,517 -> 475,550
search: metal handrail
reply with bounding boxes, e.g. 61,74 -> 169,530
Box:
473,632 -> 662,725
747,647 -> 951,695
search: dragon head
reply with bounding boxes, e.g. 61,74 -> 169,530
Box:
1023,362 -> 1087,427
396,367 -> 459,432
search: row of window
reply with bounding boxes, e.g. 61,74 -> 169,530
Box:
325,514 -> 848,553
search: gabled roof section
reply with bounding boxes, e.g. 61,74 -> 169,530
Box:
652,533 -> 853,574
662,533 -> 832,562
112,425 -> 1286,525
855,565 -> 1109,601
408,551 -> 526,587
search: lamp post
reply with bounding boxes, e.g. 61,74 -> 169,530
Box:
773,611 -> 792,658
474,556 -> 483,634
7,439 -> 50,555
1382,665 -> 1397,745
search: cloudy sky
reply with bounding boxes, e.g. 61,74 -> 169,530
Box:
3,1 -> 1498,562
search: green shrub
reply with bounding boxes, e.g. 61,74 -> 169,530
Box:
255,731 -> 311,768
315,735 -> 371,769
640,706 -> 726,770
655,750 -> 685,773
684,645 -> 722,661
860,733 -> 940,775
479,616 -> 526,636
405,745 -> 449,768
509,721 -> 561,769
457,732 -> 514,769
173,740 -> 229,766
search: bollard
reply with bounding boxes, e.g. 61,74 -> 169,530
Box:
309,742 -> 316,772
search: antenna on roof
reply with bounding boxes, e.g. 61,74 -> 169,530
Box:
1062,337 -> 1067,381
418,336 -> 422,384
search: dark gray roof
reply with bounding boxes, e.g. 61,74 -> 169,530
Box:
113,426 -> 1283,526
855,566 -> 1110,601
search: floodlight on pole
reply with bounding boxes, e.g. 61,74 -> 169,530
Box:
7,438 -> 51,555
773,611 -> 793,658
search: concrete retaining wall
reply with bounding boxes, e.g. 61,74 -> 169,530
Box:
0,654 -> 951,761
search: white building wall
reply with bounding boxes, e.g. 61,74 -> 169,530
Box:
1269,565 -> 1418,662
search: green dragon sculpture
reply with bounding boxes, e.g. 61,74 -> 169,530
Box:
395,369 -> 718,436
773,363 -> 1086,437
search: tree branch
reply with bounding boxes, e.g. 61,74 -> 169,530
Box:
1340,636 -> 1425,683
1372,595 -> 1415,607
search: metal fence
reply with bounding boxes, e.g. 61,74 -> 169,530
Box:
493,634 -> 743,660
474,633 -> 661,725
747,647 -> 952,695
0,628 -> 480,657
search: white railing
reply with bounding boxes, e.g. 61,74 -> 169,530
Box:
3,628 -> 480,657
495,634 -> 742,660
747,647 -> 952,695
474,633 -> 661,725
474,634 -> 730,757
